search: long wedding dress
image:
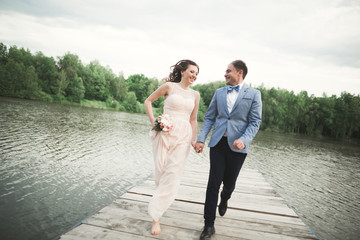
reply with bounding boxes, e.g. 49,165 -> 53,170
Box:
148,82 -> 196,221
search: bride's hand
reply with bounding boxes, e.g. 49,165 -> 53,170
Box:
194,142 -> 204,153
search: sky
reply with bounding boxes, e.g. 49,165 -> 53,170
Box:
1,0 -> 359,97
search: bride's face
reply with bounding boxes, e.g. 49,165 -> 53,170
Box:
181,65 -> 198,85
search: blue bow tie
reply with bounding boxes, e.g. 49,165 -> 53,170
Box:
227,85 -> 240,92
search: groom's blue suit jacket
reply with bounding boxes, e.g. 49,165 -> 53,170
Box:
197,83 -> 262,153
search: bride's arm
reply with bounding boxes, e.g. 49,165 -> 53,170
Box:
144,82 -> 171,127
190,91 -> 200,146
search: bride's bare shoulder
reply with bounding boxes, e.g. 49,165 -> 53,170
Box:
160,81 -> 175,95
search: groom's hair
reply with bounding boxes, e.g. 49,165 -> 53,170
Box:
231,60 -> 248,79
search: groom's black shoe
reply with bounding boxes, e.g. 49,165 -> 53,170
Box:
200,226 -> 215,240
218,199 -> 228,216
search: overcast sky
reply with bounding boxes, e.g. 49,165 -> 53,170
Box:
1,0 -> 359,97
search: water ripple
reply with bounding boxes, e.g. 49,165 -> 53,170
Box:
246,131 -> 360,240
1,97 -> 359,240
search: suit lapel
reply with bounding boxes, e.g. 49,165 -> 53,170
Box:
231,83 -> 248,114
220,87 -> 230,115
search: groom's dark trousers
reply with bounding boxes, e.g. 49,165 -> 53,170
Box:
204,136 -> 247,227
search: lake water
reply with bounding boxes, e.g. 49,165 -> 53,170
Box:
0,97 -> 359,240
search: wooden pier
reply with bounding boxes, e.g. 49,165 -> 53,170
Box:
59,162 -> 317,239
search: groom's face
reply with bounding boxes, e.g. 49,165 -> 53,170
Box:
225,64 -> 242,86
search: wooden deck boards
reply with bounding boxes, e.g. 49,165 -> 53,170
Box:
59,163 -> 317,239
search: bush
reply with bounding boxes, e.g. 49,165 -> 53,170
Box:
35,91 -> 53,102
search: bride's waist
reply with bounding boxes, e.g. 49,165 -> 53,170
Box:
165,112 -> 190,121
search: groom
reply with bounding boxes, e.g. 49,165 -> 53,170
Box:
194,60 -> 262,240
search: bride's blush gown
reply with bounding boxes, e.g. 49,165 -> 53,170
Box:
148,83 -> 196,221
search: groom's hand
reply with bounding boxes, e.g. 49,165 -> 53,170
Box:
233,139 -> 245,150
194,142 -> 205,153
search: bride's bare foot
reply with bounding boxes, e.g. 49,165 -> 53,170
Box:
151,220 -> 161,235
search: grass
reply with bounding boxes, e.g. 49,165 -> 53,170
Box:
80,99 -> 109,109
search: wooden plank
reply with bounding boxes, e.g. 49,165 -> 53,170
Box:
81,205 -> 235,240
120,192 -> 306,226
132,179 -> 277,200
60,166 -> 317,240
81,198 -> 315,240
117,198 -> 315,239
180,177 -> 279,197
59,224 -> 153,240
180,173 -> 273,185
128,181 -> 297,217
181,170 -> 272,184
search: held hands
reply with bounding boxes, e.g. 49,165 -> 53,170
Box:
232,139 -> 245,150
192,140 -> 244,153
193,142 -> 205,153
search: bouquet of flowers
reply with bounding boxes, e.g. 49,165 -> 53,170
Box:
154,114 -> 173,133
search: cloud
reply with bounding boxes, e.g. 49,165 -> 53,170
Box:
0,0 -> 359,97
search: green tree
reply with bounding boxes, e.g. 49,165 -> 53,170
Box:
33,52 -> 59,94
57,53 -> 85,101
66,76 -> 85,102
4,59 -> 26,95
109,72 -> 128,101
0,66 -> 7,95
1,42 -> 359,140
314,96 -> 335,136
0,42 -> 8,65
284,91 -> 299,133
22,65 -> 39,99
296,90 -> 310,134
341,92 -> 360,138
123,91 -> 140,112
333,96 -> 348,139
197,97 -> 207,121
82,60 -> 110,101
7,46 -> 31,66
126,74 -> 153,103
193,81 -> 226,107
53,70 -> 69,96
57,53 -> 82,81
304,99 -> 320,135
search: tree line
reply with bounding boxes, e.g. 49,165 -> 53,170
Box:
0,42 -> 359,140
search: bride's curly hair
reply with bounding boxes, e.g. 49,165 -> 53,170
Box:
168,59 -> 199,82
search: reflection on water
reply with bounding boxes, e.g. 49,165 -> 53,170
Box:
0,97 -> 359,240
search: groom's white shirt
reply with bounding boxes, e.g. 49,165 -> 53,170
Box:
227,83 -> 243,113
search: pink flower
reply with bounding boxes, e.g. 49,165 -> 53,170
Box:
154,114 -> 173,133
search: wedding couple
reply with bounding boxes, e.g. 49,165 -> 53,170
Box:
144,59 -> 262,239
